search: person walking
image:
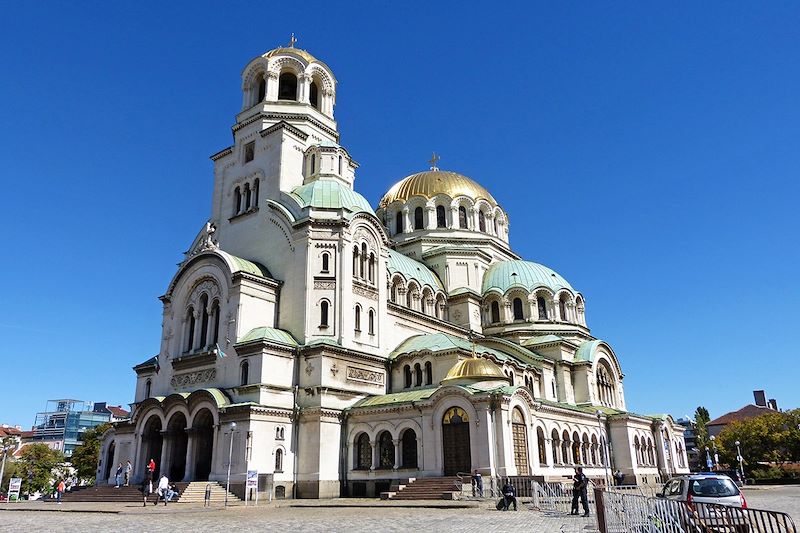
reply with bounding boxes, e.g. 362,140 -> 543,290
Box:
155,474 -> 170,506
55,479 -> 65,504
140,473 -> 152,507
471,470 -> 483,498
571,467 -> 589,517
124,460 -> 132,486
501,480 -> 517,511
147,458 -> 156,476
114,463 -> 123,488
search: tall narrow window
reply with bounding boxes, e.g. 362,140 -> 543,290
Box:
368,309 -> 375,335
436,205 -> 446,227
559,297 -> 567,322
368,253 -> 375,283
186,307 -> 195,352
309,80 -> 319,109
252,179 -> 259,207
199,295 -> 209,348
352,246 -> 359,277
414,363 -> 422,387
338,155 -> 342,175
244,183 -> 252,210
145,379 -> 151,398
233,187 -> 241,215
321,253 -> 330,273
211,301 -> 220,345
310,154 -> 316,174
354,305 -> 361,332
240,361 -> 249,385
275,448 -> 283,472
494,217 -> 499,235
512,298 -> 524,320
395,212 -> 403,234
479,211 -> 486,232
244,141 -> 255,163
404,365 -> 412,388
414,207 -> 423,230
458,206 -> 468,228
278,72 -> 298,100
537,296 -> 548,320
425,361 -> 432,385
360,243 -> 367,278
320,301 -> 329,328
490,301 -> 500,323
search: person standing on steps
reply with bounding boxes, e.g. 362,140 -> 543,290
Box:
55,479 -> 65,504
115,463 -> 123,488
471,470 -> 483,498
147,458 -> 156,477
155,473 -> 170,506
570,467 -> 589,517
124,460 -> 132,486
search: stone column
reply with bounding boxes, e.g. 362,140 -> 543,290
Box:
369,440 -> 378,471
469,207 -> 478,231
501,298 -> 512,323
266,71 -> 279,101
527,297 -> 537,322
450,206 -> 458,229
183,428 -> 196,482
159,436 -> 169,479
298,73 -> 311,103
393,439 -> 401,469
192,309 -> 202,351
425,205 -> 436,230
402,206 -> 411,234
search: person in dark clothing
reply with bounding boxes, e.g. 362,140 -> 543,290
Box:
613,470 -> 625,486
471,470 -> 483,498
571,467 -> 589,516
501,480 -> 517,511
140,473 -> 153,507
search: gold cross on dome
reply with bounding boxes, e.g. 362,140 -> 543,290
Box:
429,152 -> 440,170
289,33 -> 297,48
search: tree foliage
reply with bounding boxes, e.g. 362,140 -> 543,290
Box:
70,422 -> 111,483
694,406 -> 711,459
17,443 -> 65,494
716,409 -> 800,473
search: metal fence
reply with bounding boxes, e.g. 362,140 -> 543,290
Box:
533,480 -> 596,515
596,488 -> 797,533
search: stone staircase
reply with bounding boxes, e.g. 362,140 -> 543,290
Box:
381,476 -> 461,500
178,481 -> 242,503
60,481 -> 240,504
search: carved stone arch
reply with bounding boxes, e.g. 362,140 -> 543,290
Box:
511,387 -> 538,413
306,65 -> 334,90
347,422 -> 375,445
132,400 -> 165,427
269,56 -> 305,76
349,212 -> 391,246
371,421 -> 397,441
241,58 -> 269,89
352,225 -> 379,253
268,214 -> 295,253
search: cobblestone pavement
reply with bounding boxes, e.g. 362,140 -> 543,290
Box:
742,485 -> 800,521
0,504 -> 598,533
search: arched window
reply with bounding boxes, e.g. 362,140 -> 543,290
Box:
414,363 -> 422,387
559,296 -> 568,322
310,154 -> 316,175
436,205 -> 446,227
401,429 -> 417,468
368,309 -> 375,335
233,187 -> 241,215
199,295 -> 209,348
354,305 -> 361,332
186,306 -> 196,352
596,362 -> 615,407
244,183 -> 251,210
562,431 -> 571,464
512,297 -> 524,320
352,246 -> 359,277
355,433 -> 371,469
414,207 -> 424,230
479,211 -> 486,232
403,365 -> 412,388
494,217 -> 499,235
378,431 -> 394,468
321,252 -> 329,273
537,427 -> 547,465
309,80 -> 319,109
368,253 -> 375,283
211,300 -> 220,345
395,212 -> 403,234
240,361 -> 249,386
278,72 -> 298,100
253,179 -> 259,207
320,301 -> 329,328
145,379 -> 151,398
256,75 -> 266,103
458,206 -> 468,228
591,435 -> 599,465
275,448 -> 284,472
338,155 -> 342,175
537,296 -> 548,320
360,243 -> 367,278
424,361 -> 432,385
490,301 -> 500,323
551,380 -> 557,399
276,427 -> 284,440
551,429 -> 560,464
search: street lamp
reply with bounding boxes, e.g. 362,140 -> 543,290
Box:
0,440 -> 13,499
225,421 -> 237,507
735,440 -> 744,485
596,410 -> 611,488
709,435 -> 718,471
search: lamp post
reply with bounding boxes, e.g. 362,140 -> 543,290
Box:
709,435 -> 718,471
225,421 -> 236,507
0,440 -> 13,499
596,410 -> 611,488
735,440 -> 744,485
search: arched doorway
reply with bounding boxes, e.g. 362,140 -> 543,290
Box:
511,407 -> 529,475
103,441 -> 115,483
442,406 -> 471,476
192,409 -> 214,481
401,429 -> 417,468
167,412 -> 188,482
141,416 -> 163,479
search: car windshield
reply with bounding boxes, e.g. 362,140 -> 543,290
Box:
688,478 -> 739,497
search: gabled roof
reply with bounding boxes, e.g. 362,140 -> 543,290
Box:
387,250 -> 443,290
106,406 -> 130,418
707,404 -> 775,427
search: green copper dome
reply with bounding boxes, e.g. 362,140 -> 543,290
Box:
288,179 -> 375,217
482,260 -> 574,295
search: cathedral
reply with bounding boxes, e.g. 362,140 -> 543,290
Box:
97,42 -> 689,499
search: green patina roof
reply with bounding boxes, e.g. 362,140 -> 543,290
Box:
351,387 -> 442,408
522,335 -> 566,347
575,340 -> 603,362
288,179 -> 375,216
387,249 -> 443,290
237,327 -> 298,346
482,260 -> 574,295
539,398 -> 626,417
389,332 -> 513,363
228,254 -> 270,278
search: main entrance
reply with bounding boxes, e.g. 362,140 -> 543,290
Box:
511,407 -> 530,475
442,406 -> 471,476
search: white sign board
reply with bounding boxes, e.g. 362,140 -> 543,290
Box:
8,478 -> 22,501
246,470 -> 258,488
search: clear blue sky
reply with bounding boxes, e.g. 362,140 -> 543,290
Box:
2,2 -> 798,428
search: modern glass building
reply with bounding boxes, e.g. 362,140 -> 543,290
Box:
32,400 -> 119,457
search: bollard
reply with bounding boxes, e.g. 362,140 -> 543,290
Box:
204,483 -> 212,507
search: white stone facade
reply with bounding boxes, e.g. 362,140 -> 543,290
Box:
97,44 -> 689,498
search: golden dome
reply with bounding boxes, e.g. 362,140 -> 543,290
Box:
441,357 -> 508,385
378,170 -> 498,209
264,47 -> 319,65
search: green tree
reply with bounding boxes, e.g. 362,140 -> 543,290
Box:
716,409 -> 800,474
694,406 -> 711,463
70,422 -> 111,483
17,443 -> 65,495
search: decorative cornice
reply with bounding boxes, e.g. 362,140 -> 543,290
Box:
259,120 -> 309,142
232,112 -> 339,140
234,338 -> 296,357
171,350 -> 217,371
210,146 -> 233,161
386,302 -> 468,336
300,343 -> 386,365
232,270 -> 282,290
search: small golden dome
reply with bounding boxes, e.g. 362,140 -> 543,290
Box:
441,357 -> 508,385
378,170 -> 498,209
264,47 -> 319,65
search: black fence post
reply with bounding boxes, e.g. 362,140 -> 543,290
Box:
594,487 -> 606,533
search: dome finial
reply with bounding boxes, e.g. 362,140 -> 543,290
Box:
428,152 -> 440,171
288,32 -> 297,48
